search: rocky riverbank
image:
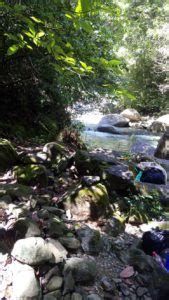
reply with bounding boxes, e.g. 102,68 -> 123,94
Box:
0,138 -> 169,299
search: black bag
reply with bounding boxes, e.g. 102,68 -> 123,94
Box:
140,168 -> 165,185
142,230 -> 169,255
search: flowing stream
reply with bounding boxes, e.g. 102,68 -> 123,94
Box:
74,110 -> 161,155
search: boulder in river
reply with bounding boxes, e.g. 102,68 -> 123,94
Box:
97,114 -> 129,131
120,108 -> 141,122
97,125 -> 145,135
0,138 -> 18,171
154,132 -> 169,159
150,114 -> 169,133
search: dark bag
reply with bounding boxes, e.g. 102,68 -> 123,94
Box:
142,230 -> 169,255
140,168 -> 165,185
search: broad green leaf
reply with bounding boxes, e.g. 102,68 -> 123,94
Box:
7,44 -> 19,56
65,13 -> 73,19
109,59 -> 121,66
24,31 -> 34,38
65,57 -> 76,65
30,16 -> 43,23
36,31 -> 45,38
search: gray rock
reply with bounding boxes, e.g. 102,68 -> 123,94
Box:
12,261 -> 41,299
0,195 -> 12,209
155,132 -> 169,159
120,109 -> 141,122
77,225 -> 102,254
129,248 -> 169,290
63,271 -> 75,295
98,125 -> 144,135
0,183 -> 33,198
11,237 -> 53,265
104,217 -> 125,237
46,276 -> 63,292
46,238 -> 68,263
48,217 -> 68,238
59,237 -> 81,250
64,257 -> 97,284
13,218 -> 41,239
43,290 -> 61,300
87,294 -> 102,300
136,287 -> 148,297
71,293 -> 83,300
150,114 -> 169,133
105,164 -> 134,190
97,114 -> 129,130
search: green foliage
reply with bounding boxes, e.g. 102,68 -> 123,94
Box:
120,191 -> 164,223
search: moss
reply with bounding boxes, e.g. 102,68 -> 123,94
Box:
14,164 -> 48,187
0,139 -> 18,171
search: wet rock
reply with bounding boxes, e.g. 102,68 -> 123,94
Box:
46,238 -> 68,263
64,183 -> 110,221
0,138 -> 18,171
155,132 -> 169,159
13,164 -> 48,187
77,225 -> 102,254
105,164 -> 134,190
104,217 -> 125,237
11,237 -> 53,265
48,217 -> 69,238
97,114 -> 129,130
98,125 -> 144,135
59,237 -> 81,250
13,217 -> 41,239
150,114 -> 169,133
71,292 -> 83,300
43,290 -> 61,299
64,257 -> 97,284
120,109 -> 141,122
12,261 -> 41,299
46,276 -> 63,292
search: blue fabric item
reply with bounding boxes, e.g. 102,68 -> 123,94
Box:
135,171 -> 143,182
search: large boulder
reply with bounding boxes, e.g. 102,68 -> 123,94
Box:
97,125 -> 144,135
13,164 -> 48,187
75,150 -> 117,176
104,164 -> 134,190
0,139 -> 18,171
12,261 -> 41,299
97,114 -> 129,131
63,257 -> 97,284
120,108 -> 141,122
150,114 -> 169,133
77,225 -> 102,255
154,132 -> 169,159
63,183 -> 110,220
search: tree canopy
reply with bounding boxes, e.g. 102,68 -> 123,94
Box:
0,0 -> 168,137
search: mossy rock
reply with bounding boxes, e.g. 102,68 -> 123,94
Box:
43,142 -> 68,161
0,183 -> 33,198
14,164 -> 48,187
64,183 -> 110,220
0,139 -> 18,171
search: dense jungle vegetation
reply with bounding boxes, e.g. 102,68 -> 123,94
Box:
0,0 -> 168,139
